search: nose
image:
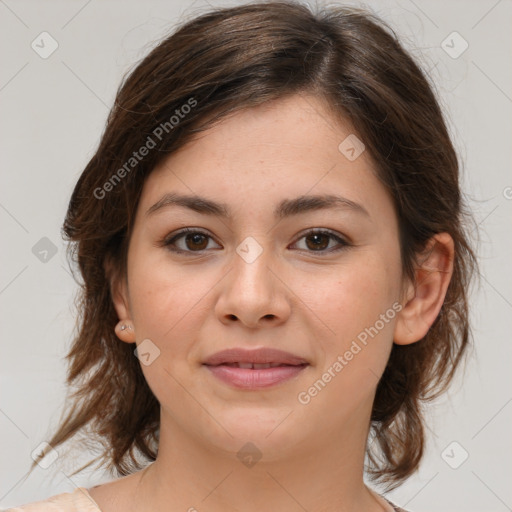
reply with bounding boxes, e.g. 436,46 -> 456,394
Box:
215,244 -> 291,329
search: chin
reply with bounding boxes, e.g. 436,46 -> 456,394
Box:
205,407 -> 305,456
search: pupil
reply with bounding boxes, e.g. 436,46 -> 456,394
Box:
307,233 -> 328,250
187,233 -> 207,250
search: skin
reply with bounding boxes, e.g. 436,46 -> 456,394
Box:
88,93 -> 454,512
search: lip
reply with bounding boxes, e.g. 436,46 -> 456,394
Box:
205,365 -> 307,389
203,347 -> 308,366
203,348 -> 309,390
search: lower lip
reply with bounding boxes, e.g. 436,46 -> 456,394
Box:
204,364 -> 308,389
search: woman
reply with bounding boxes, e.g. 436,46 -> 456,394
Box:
9,1 -> 476,511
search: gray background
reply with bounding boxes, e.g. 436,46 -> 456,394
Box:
1,0 -> 511,510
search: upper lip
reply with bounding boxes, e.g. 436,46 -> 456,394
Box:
203,348 -> 308,366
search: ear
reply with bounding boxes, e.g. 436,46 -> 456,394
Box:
394,232 -> 454,345
105,255 -> 136,344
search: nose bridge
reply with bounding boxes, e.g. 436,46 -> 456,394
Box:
231,236 -> 275,302
216,235 -> 289,327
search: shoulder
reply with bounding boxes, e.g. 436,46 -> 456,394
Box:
2,488 -> 101,512
383,498 -> 411,512
368,486 -> 410,512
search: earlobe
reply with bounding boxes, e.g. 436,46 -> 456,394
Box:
105,257 -> 136,344
115,320 -> 136,343
393,233 -> 454,346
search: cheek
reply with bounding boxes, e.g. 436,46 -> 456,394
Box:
126,254 -> 205,405
128,235 -> 191,326
127,249 -> 201,355
309,257 -> 399,331
300,252 -> 401,373
295,268 -> 398,415
130,268 -> 176,334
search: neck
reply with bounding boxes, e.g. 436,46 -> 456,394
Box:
131,406 -> 389,512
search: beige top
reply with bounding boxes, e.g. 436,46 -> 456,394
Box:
3,486 -> 408,511
3,488 -> 101,512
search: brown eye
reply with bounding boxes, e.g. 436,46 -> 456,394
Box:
184,233 -> 209,251
305,232 -> 330,251
162,228 -> 349,256
163,228 -> 221,253
292,229 -> 349,253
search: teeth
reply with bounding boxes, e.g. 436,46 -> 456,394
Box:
253,363 -> 271,369
224,362 -> 290,369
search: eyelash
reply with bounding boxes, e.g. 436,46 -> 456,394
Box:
160,227 -> 350,255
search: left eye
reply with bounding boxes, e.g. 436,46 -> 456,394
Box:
162,228 -> 348,254
292,230 -> 349,252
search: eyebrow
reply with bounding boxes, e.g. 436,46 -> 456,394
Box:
146,192 -> 370,219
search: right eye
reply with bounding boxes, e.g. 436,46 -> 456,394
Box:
162,228 -> 222,254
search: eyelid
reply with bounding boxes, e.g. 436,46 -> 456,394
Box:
290,228 -> 350,252
161,226 -> 351,255
292,227 -> 350,244
161,227 -> 220,252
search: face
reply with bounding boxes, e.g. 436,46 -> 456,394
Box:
116,93 -> 407,459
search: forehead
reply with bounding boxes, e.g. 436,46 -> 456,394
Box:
137,93 -> 395,225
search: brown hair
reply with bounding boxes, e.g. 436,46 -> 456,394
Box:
32,0 -> 477,491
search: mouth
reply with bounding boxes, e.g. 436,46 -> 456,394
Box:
203,348 -> 309,389
204,364 -> 308,389
216,362 -> 303,369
